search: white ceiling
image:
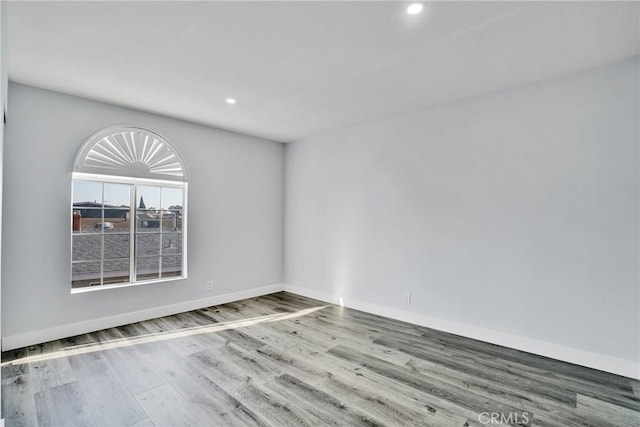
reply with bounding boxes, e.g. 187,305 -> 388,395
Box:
7,1 -> 640,143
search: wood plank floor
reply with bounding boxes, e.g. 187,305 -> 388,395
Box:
2,292 -> 639,426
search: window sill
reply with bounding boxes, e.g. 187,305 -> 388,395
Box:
70,275 -> 187,294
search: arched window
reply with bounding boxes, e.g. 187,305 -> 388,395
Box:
71,126 -> 188,291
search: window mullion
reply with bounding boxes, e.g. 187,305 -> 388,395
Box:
131,184 -> 137,283
100,183 -> 105,286
159,187 -> 163,278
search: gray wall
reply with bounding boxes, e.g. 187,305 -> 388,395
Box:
285,57 -> 639,365
2,83 -> 284,338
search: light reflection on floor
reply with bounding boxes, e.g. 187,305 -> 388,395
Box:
2,305 -> 328,366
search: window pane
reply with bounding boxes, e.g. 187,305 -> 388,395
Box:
136,233 -> 161,257
103,214 -> 131,232
136,210 -> 161,232
161,210 -> 182,231
72,261 -> 101,288
136,256 -> 160,281
161,233 -> 182,255
73,180 -> 102,205
103,259 -> 130,285
72,208 -> 103,234
104,234 -> 130,259
72,234 -> 102,261
137,186 -> 160,210
161,187 -> 183,210
104,183 -> 131,208
161,255 -> 182,277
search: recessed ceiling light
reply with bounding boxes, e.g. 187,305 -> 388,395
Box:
407,3 -> 423,15
226,98 -> 236,104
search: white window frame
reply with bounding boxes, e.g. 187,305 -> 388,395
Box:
71,126 -> 189,293
71,173 -> 188,293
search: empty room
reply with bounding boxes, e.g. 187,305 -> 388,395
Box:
0,1 -> 638,426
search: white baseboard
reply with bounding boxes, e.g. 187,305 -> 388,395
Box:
283,284 -> 640,380
1,284 -> 285,351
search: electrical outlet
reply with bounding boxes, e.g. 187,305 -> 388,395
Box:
404,292 -> 411,304
206,280 -> 213,291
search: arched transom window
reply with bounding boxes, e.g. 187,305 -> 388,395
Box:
71,126 -> 188,291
